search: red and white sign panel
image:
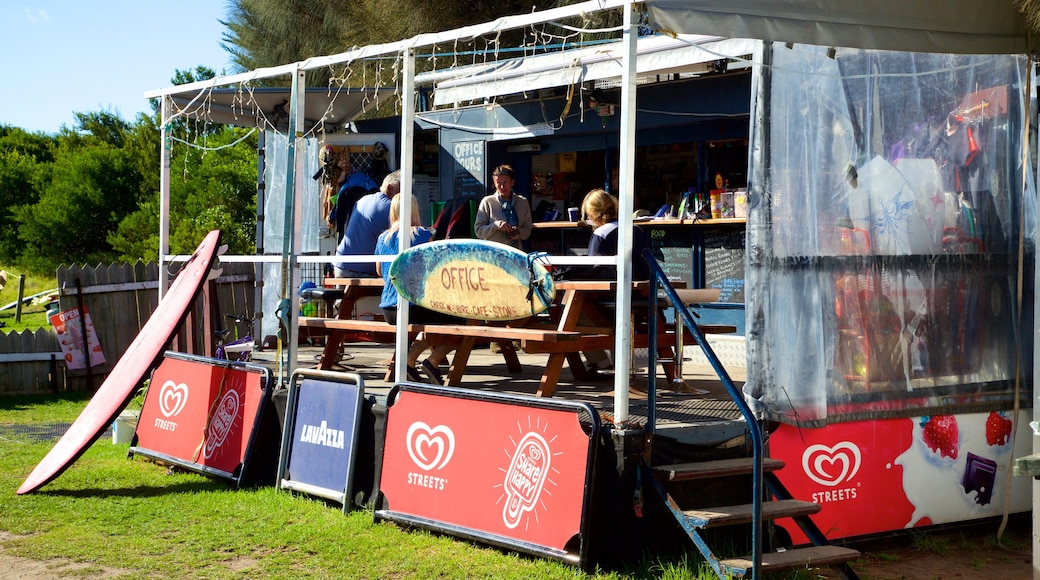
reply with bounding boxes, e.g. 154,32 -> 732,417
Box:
770,410 -> 1032,543
378,387 -> 594,554
50,307 -> 105,370
133,353 -> 268,483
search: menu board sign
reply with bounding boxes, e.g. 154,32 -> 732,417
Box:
703,227 -> 745,303
452,140 -> 485,198
645,225 -> 693,287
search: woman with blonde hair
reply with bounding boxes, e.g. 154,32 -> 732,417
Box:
570,188 -> 650,280
374,194 -> 456,383
562,188 -> 653,376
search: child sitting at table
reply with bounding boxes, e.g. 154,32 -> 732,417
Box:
375,193 -> 457,384
561,189 -> 653,376
570,188 -> 651,281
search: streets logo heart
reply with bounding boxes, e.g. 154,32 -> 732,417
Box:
159,380 -> 189,418
802,441 -> 861,487
406,422 -> 455,471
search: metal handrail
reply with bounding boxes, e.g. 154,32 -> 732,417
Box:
642,248 -> 764,578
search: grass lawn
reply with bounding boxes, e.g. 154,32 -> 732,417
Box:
3,393 -> 1028,579
0,392 -> 728,580
0,265 -> 56,334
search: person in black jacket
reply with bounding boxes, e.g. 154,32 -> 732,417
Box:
568,188 -> 650,280
563,188 -> 653,376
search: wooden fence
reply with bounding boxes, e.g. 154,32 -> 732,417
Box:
0,261 -> 255,395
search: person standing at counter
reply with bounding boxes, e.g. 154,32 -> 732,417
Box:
475,164 -> 533,249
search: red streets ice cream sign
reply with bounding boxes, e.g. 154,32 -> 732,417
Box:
770,410 -> 1032,543
379,388 -> 593,552
134,355 -> 265,479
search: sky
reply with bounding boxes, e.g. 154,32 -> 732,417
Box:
0,1 -> 233,134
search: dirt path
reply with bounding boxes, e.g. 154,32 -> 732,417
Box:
816,520 -> 1033,579
0,533 -> 127,579
1,525 -> 1032,578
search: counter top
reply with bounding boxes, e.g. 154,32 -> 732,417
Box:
532,217 -> 745,228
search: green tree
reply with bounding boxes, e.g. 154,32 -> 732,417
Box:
13,143 -> 141,270
1017,0 -> 1040,32
0,125 -> 56,164
66,110 -> 131,148
0,159 -> 43,261
166,126 -> 258,256
111,66 -> 260,261
0,126 -> 54,262
108,196 -> 161,263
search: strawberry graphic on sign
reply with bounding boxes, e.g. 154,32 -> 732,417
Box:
985,412 -> 1012,446
921,415 -> 959,459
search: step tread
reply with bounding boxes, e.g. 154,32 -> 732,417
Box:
721,545 -> 861,574
681,499 -> 820,528
652,457 -> 785,481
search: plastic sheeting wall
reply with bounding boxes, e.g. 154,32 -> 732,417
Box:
260,130 -> 323,339
744,44 -> 1036,426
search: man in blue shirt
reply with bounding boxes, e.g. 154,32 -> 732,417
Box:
334,170 -> 400,277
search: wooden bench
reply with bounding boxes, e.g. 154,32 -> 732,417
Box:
300,317 -> 583,343
299,316 -> 584,385
299,277 -> 737,397
299,315 -> 734,393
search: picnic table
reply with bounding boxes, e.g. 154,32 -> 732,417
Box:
300,277 -> 735,397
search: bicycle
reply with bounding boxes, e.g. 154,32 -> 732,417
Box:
215,313 -> 255,362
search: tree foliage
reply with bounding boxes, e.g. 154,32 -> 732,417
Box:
0,69 -> 256,273
220,0 -> 581,86
13,140 -> 140,269
1,1 -> 618,275
0,128 -> 52,260
168,129 -> 258,256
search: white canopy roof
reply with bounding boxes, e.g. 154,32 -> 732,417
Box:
646,0 -> 1031,55
420,34 -> 756,106
161,86 -> 396,130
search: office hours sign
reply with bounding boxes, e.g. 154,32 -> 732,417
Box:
452,140 -> 485,198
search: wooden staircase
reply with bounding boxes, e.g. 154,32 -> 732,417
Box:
643,456 -> 860,578
641,252 -> 861,578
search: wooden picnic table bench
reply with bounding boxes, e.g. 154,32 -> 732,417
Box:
299,277 -> 735,397
298,315 -> 581,384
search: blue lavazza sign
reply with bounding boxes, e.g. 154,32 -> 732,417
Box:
277,370 -> 365,512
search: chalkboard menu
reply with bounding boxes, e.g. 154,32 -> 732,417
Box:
703,226 -> 745,303
528,227 -> 592,256
452,140 -> 485,198
645,225 -> 694,287
528,229 -> 563,254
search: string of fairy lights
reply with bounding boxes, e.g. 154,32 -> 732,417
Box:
163,5 -> 992,152
166,10 -> 634,148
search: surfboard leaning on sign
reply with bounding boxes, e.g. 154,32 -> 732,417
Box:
18,230 -> 223,495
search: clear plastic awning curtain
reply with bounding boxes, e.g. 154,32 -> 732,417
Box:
260,130 -> 323,339
743,44 -> 1036,426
